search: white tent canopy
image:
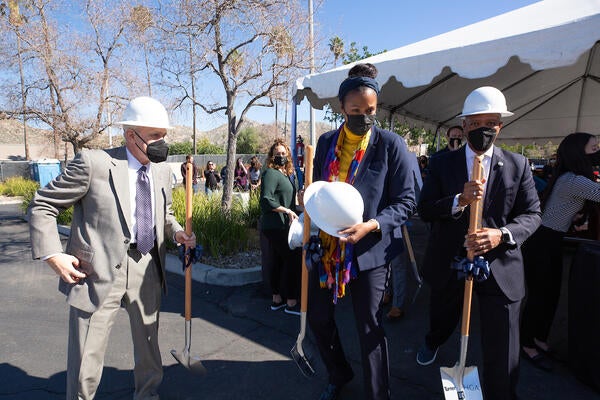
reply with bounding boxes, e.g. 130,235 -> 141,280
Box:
294,0 -> 600,145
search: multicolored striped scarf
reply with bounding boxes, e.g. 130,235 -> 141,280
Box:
319,124 -> 370,303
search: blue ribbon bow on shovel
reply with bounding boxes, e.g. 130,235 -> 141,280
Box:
304,235 -> 323,272
178,244 -> 203,271
452,255 -> 490,282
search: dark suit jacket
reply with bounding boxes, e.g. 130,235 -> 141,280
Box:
313,126 -> 416,270
418,146 -> 541,301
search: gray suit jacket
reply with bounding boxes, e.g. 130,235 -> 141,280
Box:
29,147 -> 183,313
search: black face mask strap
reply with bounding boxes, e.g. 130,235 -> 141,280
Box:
131,128 -> 149,154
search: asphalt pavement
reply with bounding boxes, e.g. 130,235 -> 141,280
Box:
0,199 -> 598,400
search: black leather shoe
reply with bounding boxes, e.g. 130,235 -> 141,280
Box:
319,383 -> 343,400
521,349 -> 553,371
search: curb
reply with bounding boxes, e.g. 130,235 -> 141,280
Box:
165,253 -> 262,286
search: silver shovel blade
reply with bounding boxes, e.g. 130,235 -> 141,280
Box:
291,342 -> 316,377
171,349 -> 207,375
440,365 -> 483,400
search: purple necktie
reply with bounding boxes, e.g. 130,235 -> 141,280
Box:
136,166 -> 154,254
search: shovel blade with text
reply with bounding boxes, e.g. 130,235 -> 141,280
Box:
440,365 -> 483,400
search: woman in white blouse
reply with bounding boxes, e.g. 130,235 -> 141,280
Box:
520,132 -> 600,370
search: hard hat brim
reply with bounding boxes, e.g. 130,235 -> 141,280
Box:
458,110 -> 514,118
116,120 -> 172,129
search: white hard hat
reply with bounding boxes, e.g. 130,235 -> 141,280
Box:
304,181 -> 364,238
287,212 -> 319,249
117,96 -> 172,129
458,86 -> 514,118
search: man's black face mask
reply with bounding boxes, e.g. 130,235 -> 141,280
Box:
467,127 -> 497,153
133,130 -> 169,163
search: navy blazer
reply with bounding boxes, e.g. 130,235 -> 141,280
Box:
418,145 -> 541,301
313,126 -> 417,271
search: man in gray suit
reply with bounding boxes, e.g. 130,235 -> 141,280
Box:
29,96 -> 196,400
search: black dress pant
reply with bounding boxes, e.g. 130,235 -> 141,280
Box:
261,228 -> 301,300
521,225 -> 564,348
426,274 -> 521,400
307,264 -> 390,400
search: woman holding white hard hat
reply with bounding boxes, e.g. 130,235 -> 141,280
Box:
306,63 -> 416,400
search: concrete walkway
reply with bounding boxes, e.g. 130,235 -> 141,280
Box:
0,199 -> 598,399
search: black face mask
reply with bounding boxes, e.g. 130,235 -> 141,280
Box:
345,114 -> 376,135
134,130 -> 169,163
273,155 -> 288,166
467,127 -> 497,153
588,150 -> 600,167
449,138 -> 462,149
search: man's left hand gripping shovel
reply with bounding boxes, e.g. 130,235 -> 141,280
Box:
171,159 -> 207,375
291,144 -> 316,377
439,155 -> 484,400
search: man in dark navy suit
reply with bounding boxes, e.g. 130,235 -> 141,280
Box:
415,87 -> 541,400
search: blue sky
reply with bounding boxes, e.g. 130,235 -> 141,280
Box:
237,0 -> 540,128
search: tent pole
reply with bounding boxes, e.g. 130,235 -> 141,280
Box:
434,124 -> 442,152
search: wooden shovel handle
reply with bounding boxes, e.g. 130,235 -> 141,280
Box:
185,161 -> 193,321
301,145 -> 314,313
461,155 -> 484,336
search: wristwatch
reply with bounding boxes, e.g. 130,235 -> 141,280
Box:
499,227 -> 511,243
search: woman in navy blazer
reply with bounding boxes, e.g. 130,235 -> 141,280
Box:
307,63 -> 416,400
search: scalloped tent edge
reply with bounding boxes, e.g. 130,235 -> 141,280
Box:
294,0 -> 600,145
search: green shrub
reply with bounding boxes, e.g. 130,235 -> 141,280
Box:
18,179 -> 75,225
172,188 -> 258,257
247,189 -> 261,228
0,176 -> 39,197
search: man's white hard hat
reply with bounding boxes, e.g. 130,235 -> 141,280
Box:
458,86 -> 514,118
304,181 -> 364,238
117,96 -> 172,129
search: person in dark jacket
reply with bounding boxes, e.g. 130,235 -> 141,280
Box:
416,86 -> 541,400
203,160 -> 221,195
307,63 -> 416,400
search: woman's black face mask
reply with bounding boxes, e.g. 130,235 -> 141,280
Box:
345,114 -> 376,135
587,150 -> 600,166
273,155 -> 288,166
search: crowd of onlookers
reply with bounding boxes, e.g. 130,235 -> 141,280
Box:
179,154 -> 264,194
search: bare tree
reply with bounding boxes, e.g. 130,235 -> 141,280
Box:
1,0 -> 31,159
20,0 -> 132,154
130,4 -> 154,96
180,0 -> 312,210
153,0 -> 210,156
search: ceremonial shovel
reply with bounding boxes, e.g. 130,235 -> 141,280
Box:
291,144 -> 316,377
171,160 -> 207,375
440,155 -> 484,400
402,224 -> 423,304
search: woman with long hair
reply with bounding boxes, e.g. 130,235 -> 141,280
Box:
307,63 -> 416,400
521,132 -> 600,370
234,157 -> 249,191
259,139 -> 302,315
249,155 -> 262,191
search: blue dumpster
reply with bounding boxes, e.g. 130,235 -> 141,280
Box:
30,159 -> 61,188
